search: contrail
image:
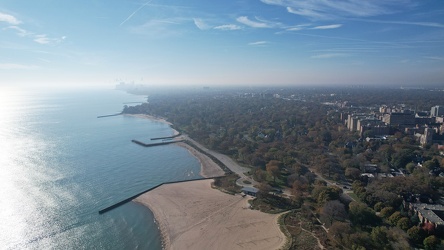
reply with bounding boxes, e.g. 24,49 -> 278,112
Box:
119,0 -> 154,27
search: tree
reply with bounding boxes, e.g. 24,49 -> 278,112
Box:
380,207 -> 394,218
321,200 -> 347,225
407,226 -> 425,244
266,160 -> 281,183
345,167 -> 361,180
292,177 -> 309,192
396,217 -> 411,231
406,162 -> 417,173
388,211 -> 403,226
371,226 -> 389,248
327,221 -> 352,247
312,186 -> 342,205
253,169 -> 267,182
423,235 -> 440,250
391,149 -> 414,169
374,202 -> 384,212
348,201 -> 379,226
423,159 -> 440,171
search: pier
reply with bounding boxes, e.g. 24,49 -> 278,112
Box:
131,139 -> 183,147
98,177 -> 223,214
97,113 -> 122,118
150,133 -> 182,141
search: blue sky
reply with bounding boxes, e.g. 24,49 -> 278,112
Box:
1,0 -> 443,88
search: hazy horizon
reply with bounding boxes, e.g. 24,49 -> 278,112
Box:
1,0 -> 444,88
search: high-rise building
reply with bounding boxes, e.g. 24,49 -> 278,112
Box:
431,106 -> 444,117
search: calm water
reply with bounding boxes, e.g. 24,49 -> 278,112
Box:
0,88 -> 202,249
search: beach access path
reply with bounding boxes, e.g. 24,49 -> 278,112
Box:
134,179 -> 286,250
181,135 -> 258,187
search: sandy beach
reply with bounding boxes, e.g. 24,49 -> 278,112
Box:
134,179 -> 286,250
175,142 -> 225,178
130,113 -> 286,249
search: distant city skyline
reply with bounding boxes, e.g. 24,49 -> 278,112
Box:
1,0 -> 444,88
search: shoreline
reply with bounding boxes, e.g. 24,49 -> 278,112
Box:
129,113 -> 286,249
126,113 -> 224,178
175,142 -> 225,178
134,179 -> 286,250
124,114 -> 179,135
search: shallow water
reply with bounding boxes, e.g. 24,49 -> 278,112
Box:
0,88 -> 201,249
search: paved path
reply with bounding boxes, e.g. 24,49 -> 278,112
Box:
182,135 -> 258,187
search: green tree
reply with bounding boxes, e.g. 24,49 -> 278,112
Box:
391,149 -> 414,169
379,207 -> 394,218
370,226 -> 389,249
387,211 -> 402,226
312,186 -> 342,205
396,217 -> 411,231
423,159 -> 440,171
374,202 -> 384,212
406,162 -> 416,173
407,226 -> 424,244
348,201 -> 379,227
423,235 -> 440,250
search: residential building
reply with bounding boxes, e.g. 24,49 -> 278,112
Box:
431,105 -> 444,117
382,112 -> 415,126
407,202 -> 444,230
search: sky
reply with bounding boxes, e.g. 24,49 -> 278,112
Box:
1,0 -> 444,88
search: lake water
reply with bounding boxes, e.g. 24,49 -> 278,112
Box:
0,87 -> 202,249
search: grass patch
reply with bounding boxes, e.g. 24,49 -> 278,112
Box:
212,173 -> 242,194
347,192 -> 361,202
250,193 -> 296,214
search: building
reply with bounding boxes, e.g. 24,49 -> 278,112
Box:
382,112 -> 415,126
347,114 -> 367,131
431,106 -> 444,117
241,187 -> 259,197
407,202 -> 444,230
420,128 -> 434,146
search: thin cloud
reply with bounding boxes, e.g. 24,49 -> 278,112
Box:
264,0 -> 416,20
33,34 -> 65,45
120,0 -> 154,27
0,63 -> 38,70
287,7 -> 330,20
214,24 -> 242,30
3,16 -> 65,45
350,18 -> 444,28
0,12 -> 21,25
193,18 -> 210,30
248,41 -> 268,46
128,18 -> 184,37
312,24 -> 342,30
311,53 -> 349,59
284,24 -> 312,31
4,25 -> 32,37
236,16 -> 271,28
424,56 -> 444,61
34,35 -> 51,44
